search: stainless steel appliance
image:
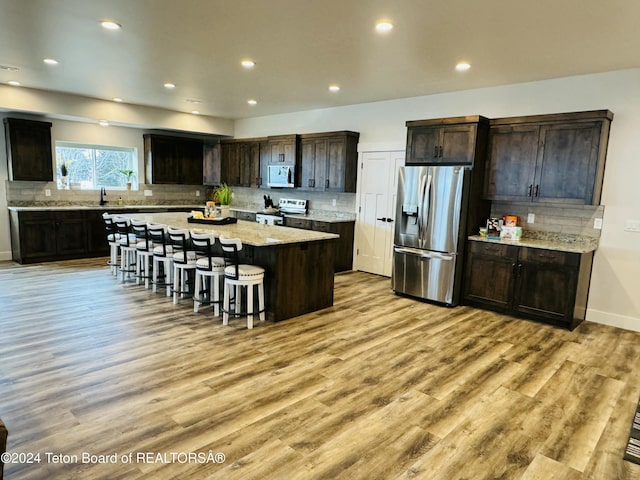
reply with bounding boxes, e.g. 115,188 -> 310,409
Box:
267,165 -> 295,188
392,165 -> 469,306
255,198 -> 307,225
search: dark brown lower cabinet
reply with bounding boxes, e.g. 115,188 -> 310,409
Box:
284,217 -> 354,272
463,240 -> 593,330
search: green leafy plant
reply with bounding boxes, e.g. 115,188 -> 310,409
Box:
212,183 -> 231,205
119,169 -> 135,181
59,161 -> 70,176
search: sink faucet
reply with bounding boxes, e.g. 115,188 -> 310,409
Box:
99,187 -> 108,206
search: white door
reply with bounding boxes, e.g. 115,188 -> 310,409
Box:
355,151 -> 405,276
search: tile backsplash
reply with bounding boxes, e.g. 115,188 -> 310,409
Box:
6,180 -> 207,206
490,201 -> 604,239
6,180 -> 357,215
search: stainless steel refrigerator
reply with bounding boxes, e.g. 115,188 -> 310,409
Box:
392,165 -> 469,306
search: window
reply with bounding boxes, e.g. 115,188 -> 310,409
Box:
55,142 -> 138,190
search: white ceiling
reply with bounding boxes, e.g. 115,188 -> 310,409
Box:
1,0 -> 639,120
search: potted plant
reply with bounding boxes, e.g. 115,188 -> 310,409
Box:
212,183 -> 232,216
119,169 -> 135,190
59,161 -> 70,188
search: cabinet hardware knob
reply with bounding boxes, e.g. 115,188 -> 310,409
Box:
439,145 -> 443,158
434,146 -> 438,158
534,184 -> 539,197
528,184 -> 533,196
325,179 -> 329,188
386,218 -> 394,223
377,217 -> 387,221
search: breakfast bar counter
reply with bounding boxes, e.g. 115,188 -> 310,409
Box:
132,212 -> 339,322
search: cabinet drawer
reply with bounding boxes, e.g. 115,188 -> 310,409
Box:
469,241 -> 517,259
285,217 -> 312,230
235,211 -> 256,222
311,221 -> 332,233
519,247 -> 578,266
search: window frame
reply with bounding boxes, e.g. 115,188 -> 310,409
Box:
55,141 -> 138,191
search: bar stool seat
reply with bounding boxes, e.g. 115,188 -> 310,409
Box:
190,231 -> 225,316
220,237 -> 265,329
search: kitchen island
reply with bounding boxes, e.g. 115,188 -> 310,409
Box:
129,212 -> 339,322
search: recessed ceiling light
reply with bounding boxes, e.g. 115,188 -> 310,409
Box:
8,80 -> 21,86
43,58 -> 59,65
99,120 -> 110,127
241,59 -> 256,68
329,85 -> 341,92
113,97 -> 123,103
247,99 -> 257,106
375,21 -> 394,33
101,20 -> 121,30
455,62 -> 471,71
164,82 -> 176,89
191,110 -> 200,115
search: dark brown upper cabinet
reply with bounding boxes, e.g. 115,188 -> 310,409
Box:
405,116 -> 488,166
299,131 -> 359,193
267,134 -> 299,166
220,138 -> 265,187
4,118 -> 53,181
483,110 -> 613,205
144,134 -> 204,185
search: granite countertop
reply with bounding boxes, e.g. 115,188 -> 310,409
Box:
125,212 -> 338,247
468,234 -> 598,254
8,204 -> 202,211
230,206 -> 356,223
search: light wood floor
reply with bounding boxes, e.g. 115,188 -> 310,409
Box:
2,258 -> 640,479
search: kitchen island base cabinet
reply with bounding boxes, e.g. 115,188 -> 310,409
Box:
245,239 -> 336,322
463,240 -> 593,330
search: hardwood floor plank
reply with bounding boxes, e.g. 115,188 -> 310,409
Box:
2,259 -> 640,479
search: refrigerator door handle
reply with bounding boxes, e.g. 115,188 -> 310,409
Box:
420,173 -> 433,246
393,247 -> 455,261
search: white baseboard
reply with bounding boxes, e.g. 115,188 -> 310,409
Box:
586,308 -> 640,332
0,250 -> 12,262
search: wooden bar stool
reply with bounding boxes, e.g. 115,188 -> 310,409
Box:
190,231 -> 225,316
130,219 -> 154,288
219,237 -> 265,329
167,227 -> 197,304
148,224 -> 173,296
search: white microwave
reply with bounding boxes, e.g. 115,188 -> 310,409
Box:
267,165 -> 295,188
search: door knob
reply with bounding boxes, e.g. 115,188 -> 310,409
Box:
386,218 -> 394,223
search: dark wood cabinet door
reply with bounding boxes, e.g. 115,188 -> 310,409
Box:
534,122 -> 602,204
177,138 -> 204,185
300,138 -> 328,190
145,134 -> 203,185
4,118 -> 53,181
326,136 -> 347,192
203,143 -> 221,186
55,212 -> 88,256
406,126 -> 440,164
86,211 -> 110,256
268,136 -> 297,165
484,125 -> 540,200
221,142 -> 241,186
440,124 -> 477,165
463,241 -> 518,310
512,249 -> 579,323
16,211 -> 57,261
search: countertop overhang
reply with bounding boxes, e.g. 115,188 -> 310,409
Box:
125,212 -> 338,247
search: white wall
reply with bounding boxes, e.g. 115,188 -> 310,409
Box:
235,68 -> 640,331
